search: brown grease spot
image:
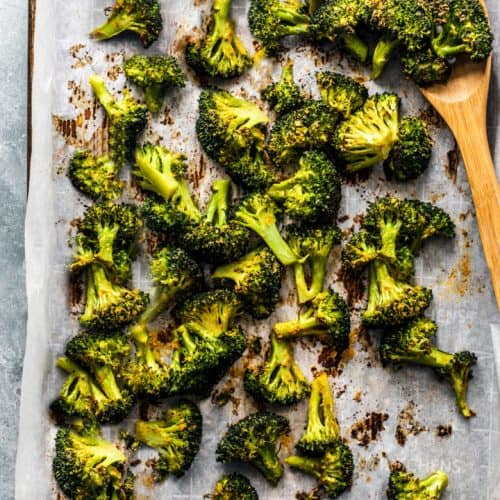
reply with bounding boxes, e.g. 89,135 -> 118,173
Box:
445,141 -> 459,183
395,401 -> 427,446
436,424 -> 452,437
350,412 -> 388,447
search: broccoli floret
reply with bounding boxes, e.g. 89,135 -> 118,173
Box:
267,101 -> 339,168
53,421 -> 133,500
311,0 -> 370,62
216,412 -> 290,484
288,225 -> 342,304
273,290 -> 350,352
89,75 -> 148,166
333,93 -> 400,173
387,467 -> 449,499
134,400 -> 202,481
68,150 -> 124,201
248,0 -> 311,55
296,372 -> 340,455
213,247 -> 283,319
371,34 -> 399,80
316,71 -> 368,119
186,0 -> 252,78
363,259 -> 432,327
285,440 -> 354,498
244,333 -> 311,405
123,55 -> 186,113
390,246 -> 416,282
384,117 -> 433,182
341,230 -> 380,272
431,0 -> 493,62
380,316 -> 477,418
261,59 -> 305,115
210,473 -> 258,500
401,47 -> 452,86
268,150 -> 341,224
90,0 -> 162,47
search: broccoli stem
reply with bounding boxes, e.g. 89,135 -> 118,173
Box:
135,419 -> 183,448
173,180 -> 202,222
431,30 -> 468,59
91,13 -> 138,41
253,443 -> 284,485
89,75 -> 118,118
420,471 -> 449,496
306,373 -> 340,438
275,7 -> 311,31
307,256 -> 329,303
95,223 -> 120,265
293,262 -> 310,304
273,315 -> 322,339
213,0 -> 232,21
206,179 -> 231,226
371,35 -> 398,79
135,152 -> 179,201
93,365 -> 122,401
367,260 -> 401,309
340,33 -> 369,63
136,287 -> 176,327
379,220 -> 402,262
285,454 -> 321,478
449,364 -> 475,418
144,84 -> 167,114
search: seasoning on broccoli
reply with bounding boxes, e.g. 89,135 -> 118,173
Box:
341,230 -> 380,273
387,464 -> 449,499
401,48 -> 451,87
210,473 -> 259,500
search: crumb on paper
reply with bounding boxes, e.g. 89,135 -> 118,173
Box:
395,401 -> 428,447
436,424 -> 453,438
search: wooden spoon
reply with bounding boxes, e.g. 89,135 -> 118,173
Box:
419,1 -> 500,309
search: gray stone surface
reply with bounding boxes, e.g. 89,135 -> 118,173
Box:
0,1 -> 28,499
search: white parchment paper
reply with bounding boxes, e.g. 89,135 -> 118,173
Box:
17,0 -> 500,498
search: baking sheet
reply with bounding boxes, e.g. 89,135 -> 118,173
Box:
17,0 -> 500,498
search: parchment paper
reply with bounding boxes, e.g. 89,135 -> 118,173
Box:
17,0 -> 500,498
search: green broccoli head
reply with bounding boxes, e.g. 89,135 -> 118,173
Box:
244,333 -> 311,405
90,0 -> 162,47
210,473 -> 258,500
286,440 -> 354,497
401,47 -> 451,87
384,117 -> 433,182
68,150 -> 124,201
287,224 -> 342,304
316,71 -> 368,118
333,92 -> 400,173
134,400 -> 202,481
387,467 -> 449,499
262,59 -> 306,115
186,0 -> 252,78
431,0 -> 493,62
124,55 -> 186,113
216,412 -> 291,484
342,230 -> 380,272
390,246 -> 416,282
273,290 -> 350,353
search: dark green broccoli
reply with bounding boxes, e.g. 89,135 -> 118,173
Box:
431,0 -> 493,62
216,412 -> 290,484
134,400 -> 202,481
390,246 -> 416,282
261,59 -> 305,115
212,247 -> 283,319
387,466 -> 449,499
384,117 -> 433,182
244,333 -> 311,405
89,75 -> 148,166
185,0 -> 252,78
311,0 -> 370,62
53,420 -> 134,500
341,230 -> 380,272
371,34 -> 399,80
380,316 -> 477,418
248,0 -> 312,55
296,372 -> 340,455
333,93 -> 400,173
123,55 -> 186,113
285,440 -> 354,498
210,473 -> 258,500
268,150 -> 341,224
68,150 -> 123,201
90,0 -> 162,47
401,47 -> 451,87
267,101 -> 339,168
316,71 -> 368,119
287,225 -> 342,304
273,290 -> 350,353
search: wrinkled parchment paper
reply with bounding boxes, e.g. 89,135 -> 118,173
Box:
17,0 -> 500,498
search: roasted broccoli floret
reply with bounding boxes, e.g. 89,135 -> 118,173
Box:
90,0 -> 162,47
89,75 -> 148,166
213,247 -> 283,318
341,230 -> 379,272
296,372 -> 340,455
371,34 -> 399,80
333,93 -> 400,173
316,71 -> 368,119
311,0 -> 370,62
431,0 -> 493,62
210,473 -> 259,500
401,48 -> 451,87
134,400 -> 202,481
186,0 -> 252,78
268,150 -> 341,224
248,0 -> 312,55
216,412 -> 290,484
384,117 -> 433,182
273,290 -> 350,353
267,101 -> 339,168
381,316 -> 477,418
286,440 -> 354,498
123,55 -> 186,113
53,421 -> 133,500
244,333 -> 311,405
68,150 -> 123,201
288,225 -> 342,304
387,466 -> 449,499
262,59 -> 305,115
